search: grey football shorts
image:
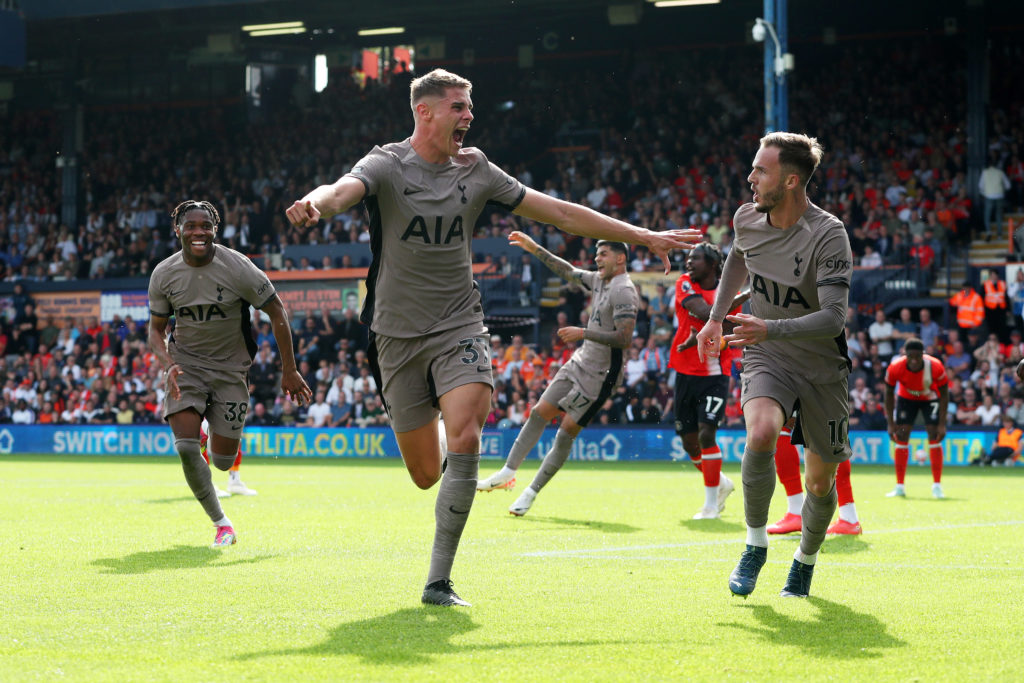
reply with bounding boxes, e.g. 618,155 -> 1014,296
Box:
162,362 -> 251,437
740,362 -> 851,463
541,360 -> 622,427
370,322 -> 493,432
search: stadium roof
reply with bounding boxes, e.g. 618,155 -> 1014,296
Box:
20,0 -> 1013,63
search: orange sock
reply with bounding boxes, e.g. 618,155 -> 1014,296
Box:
700,446 -> 722,487
929,440 -> 943,483
893,441 -> 909,484
775,430 -> 803,496
835,460 -> 854,506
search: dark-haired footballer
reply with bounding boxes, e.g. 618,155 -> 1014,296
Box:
478,232 -> 638,518
148,200 -> 312,548
669,242 -> 749,520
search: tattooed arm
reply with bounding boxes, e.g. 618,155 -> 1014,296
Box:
559,316 -> 635,350
585,317 -> 635,349
508,230 -> 584,287
559,287 -> 638,350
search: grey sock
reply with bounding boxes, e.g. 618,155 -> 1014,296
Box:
208,449 -> 235,471
505,411 -> 548,470
175,438 -> 224,523
799,481 -> 837,557
741,447 -> 777,529
427,451 -> 480,584
528,428 -> 575,493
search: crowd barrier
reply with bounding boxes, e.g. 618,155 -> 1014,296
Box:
0,425 -> 1000,466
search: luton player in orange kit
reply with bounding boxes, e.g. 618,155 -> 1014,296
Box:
669,242 -> 748,519
884,338 -> 949,498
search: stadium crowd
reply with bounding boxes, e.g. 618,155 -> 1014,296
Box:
1,38 -> 1024,433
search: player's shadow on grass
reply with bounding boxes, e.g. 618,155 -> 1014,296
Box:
722,597 -> 904,659
239,607 -> 479,666
515,516 -> 641,533
147,496 -> 202,505
679,518 -> 744,533
239,607 -> 633,666
92,546 -> 274,574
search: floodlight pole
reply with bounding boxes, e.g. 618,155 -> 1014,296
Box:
758,0 -> 789,133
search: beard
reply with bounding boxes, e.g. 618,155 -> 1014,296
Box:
754,185 -> 786,213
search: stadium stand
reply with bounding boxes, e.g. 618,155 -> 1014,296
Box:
1,23 -> 1023,431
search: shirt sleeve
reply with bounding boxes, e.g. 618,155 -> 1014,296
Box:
148,269 -> 172,318
483,157 -> 527,211
241,258 -> 276,309
677,274 -> 699,302
815,229 -> 853,289
884,361 -> 898,387
709,247 -> 748,322
577,269 -> 598,292
611,284 -> 639,323
764,283 -> 848,341
347,146 -> 393,196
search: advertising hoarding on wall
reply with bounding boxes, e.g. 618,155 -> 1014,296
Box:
0,424 -> 994,466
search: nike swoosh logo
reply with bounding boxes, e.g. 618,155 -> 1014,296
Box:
403,187 -> 424,195
832,447 -> 845,456
231,425 -> 242,431
476,366 -> 491,373
169,290 -> 183,297
449,505 -> 471,515
746,252 -> 761,258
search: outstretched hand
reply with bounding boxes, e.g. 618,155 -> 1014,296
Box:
645,228 -> 704,274
508,230 -> 538,254
695,320 -> 723,363
282,370 -> 313,406
723,313 -> 768,348
676,329 -> 699,353
557,326 -> 585,344
285,200 -> 321,228
164,365 -> 183,401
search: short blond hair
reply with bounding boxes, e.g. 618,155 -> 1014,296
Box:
409,68 -> 472,111
759,132 -> 824,187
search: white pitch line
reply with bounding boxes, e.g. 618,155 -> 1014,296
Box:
533,555 -> 1024,571
520,519 -> 1024,558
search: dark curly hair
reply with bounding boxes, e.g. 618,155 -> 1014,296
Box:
170,200 -> 220,230
692,241 -> 724,276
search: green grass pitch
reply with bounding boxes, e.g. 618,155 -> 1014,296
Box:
2,455 -> 1022,681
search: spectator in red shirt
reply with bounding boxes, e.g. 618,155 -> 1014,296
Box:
909,233 -> 935,270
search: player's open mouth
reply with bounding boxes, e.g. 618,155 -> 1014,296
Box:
453,127 -> 468,145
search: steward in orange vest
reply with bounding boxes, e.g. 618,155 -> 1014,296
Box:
949,283 -> 984,330
983,275 -> 1007,310
972,415 -> 1022,465
983,271 -> 1009,341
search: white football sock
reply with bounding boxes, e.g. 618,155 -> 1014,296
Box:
838,502 -> 859,524
787,493 -> 804,515
746,525 -> 769,548
794,548 -> 817,565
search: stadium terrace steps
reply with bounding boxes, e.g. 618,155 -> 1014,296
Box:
928,230 -> 1015,298
540,277 -> 563,307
